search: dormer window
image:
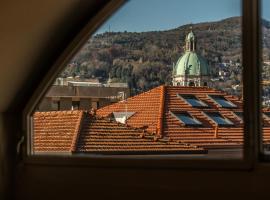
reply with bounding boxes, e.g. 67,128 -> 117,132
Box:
113,112 -> 135,124
178,94 -> 208,108
209,95 -> 237,108
205,112 -> 234,126
172,112 -> 202,126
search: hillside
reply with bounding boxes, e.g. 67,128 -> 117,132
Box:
60,16 -> 270,95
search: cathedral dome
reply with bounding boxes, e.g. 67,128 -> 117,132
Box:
172,29 -> 211,87
175,52 -> 210,76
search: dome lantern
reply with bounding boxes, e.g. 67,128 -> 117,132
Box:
185,27 -> 196,52
172,29 -> 211,87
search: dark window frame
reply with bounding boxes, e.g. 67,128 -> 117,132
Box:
204,112 -> 234,127
208,95 -> 237,108
21,0 -> 264,170
233,111 -> 244,123
171,111 -> 203,127
177,94 -> 209,108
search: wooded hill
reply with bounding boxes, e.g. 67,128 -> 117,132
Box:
60,16 -> 270,94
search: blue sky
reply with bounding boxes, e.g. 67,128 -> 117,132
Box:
95,0 -> 270,34
262,0 -> 270,21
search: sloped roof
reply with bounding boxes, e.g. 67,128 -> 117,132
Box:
163,86 -> 243,149
97,85 -> 270,149
33,85 -> 270,154
33,111 -> 83,153
75,114 -> 205,154
97,86 -> 163,134
33,109 -> 205,154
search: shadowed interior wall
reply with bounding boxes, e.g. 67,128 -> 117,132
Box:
0,0 -> 119,199
1,0 -> 269,200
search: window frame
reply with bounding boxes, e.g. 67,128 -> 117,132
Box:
204,112 -> 234,127
177,94 -> 209,108
22,0 -> 263,170
233,111 -> 244,123
208,95 -> 237,108
171,111 -> 203,127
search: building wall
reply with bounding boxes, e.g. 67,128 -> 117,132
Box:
38,97 -> 115,111
98,99 -> 112,108
37,85 -> 131,111
60,97 -> 72,110
79,99 -> 91,110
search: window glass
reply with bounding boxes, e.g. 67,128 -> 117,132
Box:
173,112 -> 202,126
264,112 -> 270,118
234,112 -> 243,123
178,94 -> 208,107
31,0 -> 243,159
209,95 -> 237,108
234,112 -> 243,119
205,112 -> 234,126
51,100 -> 60,111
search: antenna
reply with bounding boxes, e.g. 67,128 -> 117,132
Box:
189,22 -> 193,31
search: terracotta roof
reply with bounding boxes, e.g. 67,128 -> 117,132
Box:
163,86 -> 244,149
75,113 -> 205,154
33,85 -> 270,154
97,86 -> 162,134
97,85 -> 270,149
33,110 -> 205,154
33,111 -> 83,153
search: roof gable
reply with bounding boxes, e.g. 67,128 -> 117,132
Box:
97,85 -> 164,134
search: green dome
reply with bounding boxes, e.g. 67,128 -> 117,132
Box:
175,52 -> 210,76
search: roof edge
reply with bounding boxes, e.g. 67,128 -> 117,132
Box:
157,85 -> 165,136
70,111 -> 84,152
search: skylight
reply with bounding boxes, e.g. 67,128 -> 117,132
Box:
178,94 -> 208,107
205,112 -> 234,126
234,112 -> 243,120
264,112 -> 270,118
209,95 -> 237,108
172,112 -> 202,126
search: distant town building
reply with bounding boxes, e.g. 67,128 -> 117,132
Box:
37,83 -> 130,111
54,77 -> 100,86
172,29 -> 211,87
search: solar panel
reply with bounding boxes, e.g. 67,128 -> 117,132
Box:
205,112 -> 234,126
178,94 -> 208,107
173,112 -> 202,126
209,95 -> 237,108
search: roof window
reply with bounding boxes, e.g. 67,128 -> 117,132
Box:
172,112 -> 202,126
264,112 -> 270,118
209,95 -> 237,108
178,94 -> 209,107
205,112 -> 234,126
234,112 -> 243,120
